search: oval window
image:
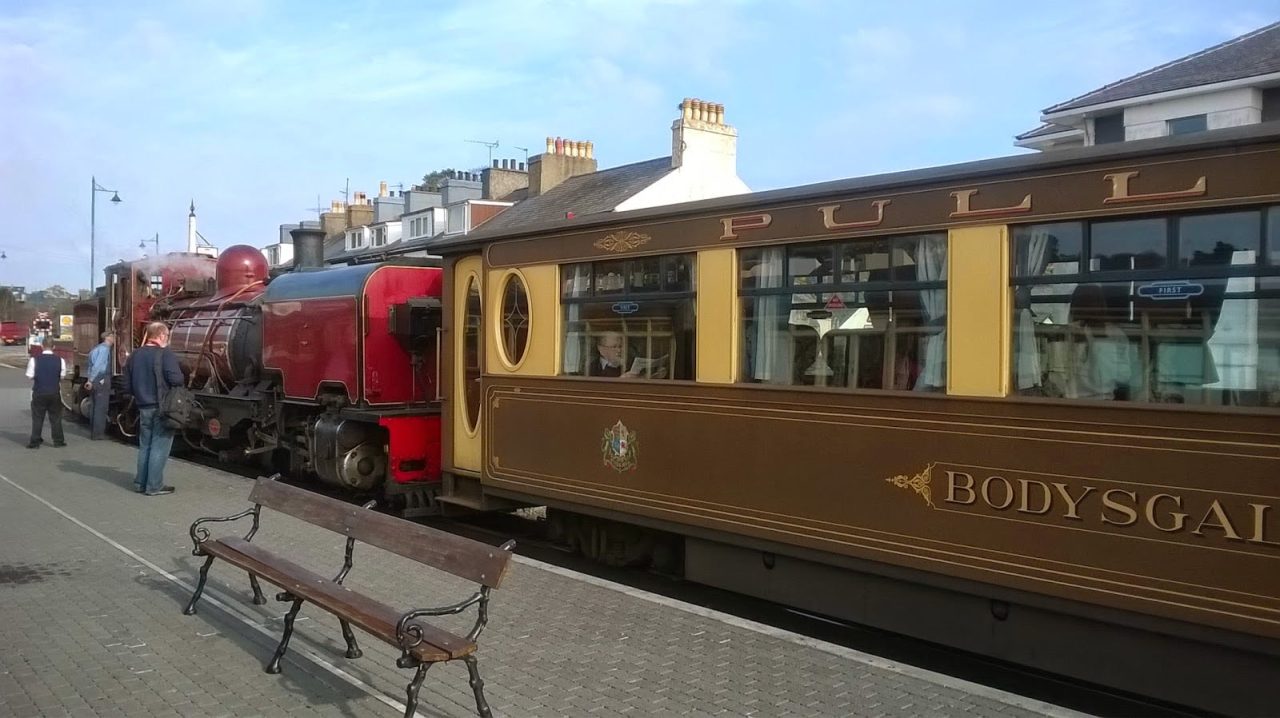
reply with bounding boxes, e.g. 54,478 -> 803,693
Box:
463,275 -> 482,432
499,273 -> 530,367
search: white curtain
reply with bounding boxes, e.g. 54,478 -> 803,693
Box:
1015,231 -> 1051,390
915,236 -> 947,390
751,249 -> 791,383
562,267 -> 590,374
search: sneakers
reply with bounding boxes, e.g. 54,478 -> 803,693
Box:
52,442 -> 66,448
145,486 -> 176,496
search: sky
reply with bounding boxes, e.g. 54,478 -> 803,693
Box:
0,0 -> 1276,294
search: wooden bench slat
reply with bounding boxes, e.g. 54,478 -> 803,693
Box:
247,479 -> 512,589
205,537 -> 475,661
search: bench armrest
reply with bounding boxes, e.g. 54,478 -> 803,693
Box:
188,506 -> 262,556
394,589 -> 495,668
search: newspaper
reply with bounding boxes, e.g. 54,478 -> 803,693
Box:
629,355 -> 669,377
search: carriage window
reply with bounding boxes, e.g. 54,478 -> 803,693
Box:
561,254 -> 696,380
741,234 -> 947,392
1269,207 -> 1280,265
1012,209 -> 1280,409
462,276 -> 482,431
1091,218 -> 1167,271
499,272 -> 529,367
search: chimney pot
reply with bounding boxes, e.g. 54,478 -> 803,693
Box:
518,161 -> 526,171
545,137 -> 554,153
379,180 -> 388,197
682,98 -> 693,121
586,141 -> 594,159
716,103 -> 725,124
493,159 -> 499,168
555,137 -> 564,155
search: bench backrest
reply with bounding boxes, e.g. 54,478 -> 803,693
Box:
248,478 -> 512,589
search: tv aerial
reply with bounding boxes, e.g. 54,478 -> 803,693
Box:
466,139 -> 499,165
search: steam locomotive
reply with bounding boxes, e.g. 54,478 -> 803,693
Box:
64,228 -> 444,511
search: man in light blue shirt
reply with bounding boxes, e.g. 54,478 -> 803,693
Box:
85,331 -> 115,440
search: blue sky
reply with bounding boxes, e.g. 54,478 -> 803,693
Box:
0,0 -> 1275,293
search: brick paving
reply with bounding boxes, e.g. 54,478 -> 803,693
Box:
0,360 -> 1083,717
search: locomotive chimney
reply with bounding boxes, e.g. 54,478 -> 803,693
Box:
290,226 -> 326,271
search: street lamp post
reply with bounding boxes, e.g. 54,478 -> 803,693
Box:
138,233 -> 159,256
91,176 -> 122,291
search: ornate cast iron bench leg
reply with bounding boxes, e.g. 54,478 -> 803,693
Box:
339,619 -> 362,659
403,662 -> 433,718
184,556 -> 216,615
266,596 -> 305,674
184,504 -> 263,614
464,655 -> 492,718
249,574 -> 267,605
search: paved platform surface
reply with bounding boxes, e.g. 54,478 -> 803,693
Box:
0,354 -> 1085,717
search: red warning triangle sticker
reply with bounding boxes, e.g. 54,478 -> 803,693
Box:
825,294 -> 846,310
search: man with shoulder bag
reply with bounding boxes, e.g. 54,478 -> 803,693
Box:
122,321 -> 184,496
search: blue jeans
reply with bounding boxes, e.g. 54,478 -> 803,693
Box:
135,407 -> 175,493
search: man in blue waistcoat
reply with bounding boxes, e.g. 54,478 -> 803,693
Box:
25,335 -> 67,448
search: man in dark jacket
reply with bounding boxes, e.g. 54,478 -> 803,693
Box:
25,335 -> 67,448
122,321 -> 183,496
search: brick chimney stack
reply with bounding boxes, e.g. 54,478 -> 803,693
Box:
671,98 -> 738,173
320,199 -> 350,238
528,136 -> 598,197
483,158 -> 530,200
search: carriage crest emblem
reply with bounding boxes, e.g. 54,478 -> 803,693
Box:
601,420 -> 638,472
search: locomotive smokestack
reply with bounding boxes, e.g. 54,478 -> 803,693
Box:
290,226 -> 326,271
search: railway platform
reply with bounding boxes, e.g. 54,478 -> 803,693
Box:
0,355 -> 1085,717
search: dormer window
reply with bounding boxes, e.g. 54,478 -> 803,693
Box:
1167,114 -> 1207,136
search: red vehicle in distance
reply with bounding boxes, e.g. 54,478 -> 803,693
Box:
0,320 -> 25,346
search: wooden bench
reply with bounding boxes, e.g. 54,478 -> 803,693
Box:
183,474 -> 515,718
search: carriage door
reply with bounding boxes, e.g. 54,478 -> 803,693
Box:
452,256 -> 484,473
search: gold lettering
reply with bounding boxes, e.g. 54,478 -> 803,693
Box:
1103,170 -> 1207,204
719,213 -> 772,240
819,200 -> 891,231
1145,493 -> 1188,533
981,476 -> 1015,511
1016,479 -> 1052,515
1101,489 -> 1138,526
1248,503 -> 1280,546
1052,483 -> 1095,521
1191,500 -> 1243,541
949,188 -> 1032,219
946,471 -> 975,505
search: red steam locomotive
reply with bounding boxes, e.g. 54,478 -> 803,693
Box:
65,228 -> 444,511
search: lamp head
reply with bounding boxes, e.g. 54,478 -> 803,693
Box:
110,192 -> 122,203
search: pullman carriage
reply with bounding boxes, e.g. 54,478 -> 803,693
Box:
432,123 -> 1280,714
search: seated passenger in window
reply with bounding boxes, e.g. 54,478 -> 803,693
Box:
589,331 -> 666,379
1068,284 -> 1144,401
